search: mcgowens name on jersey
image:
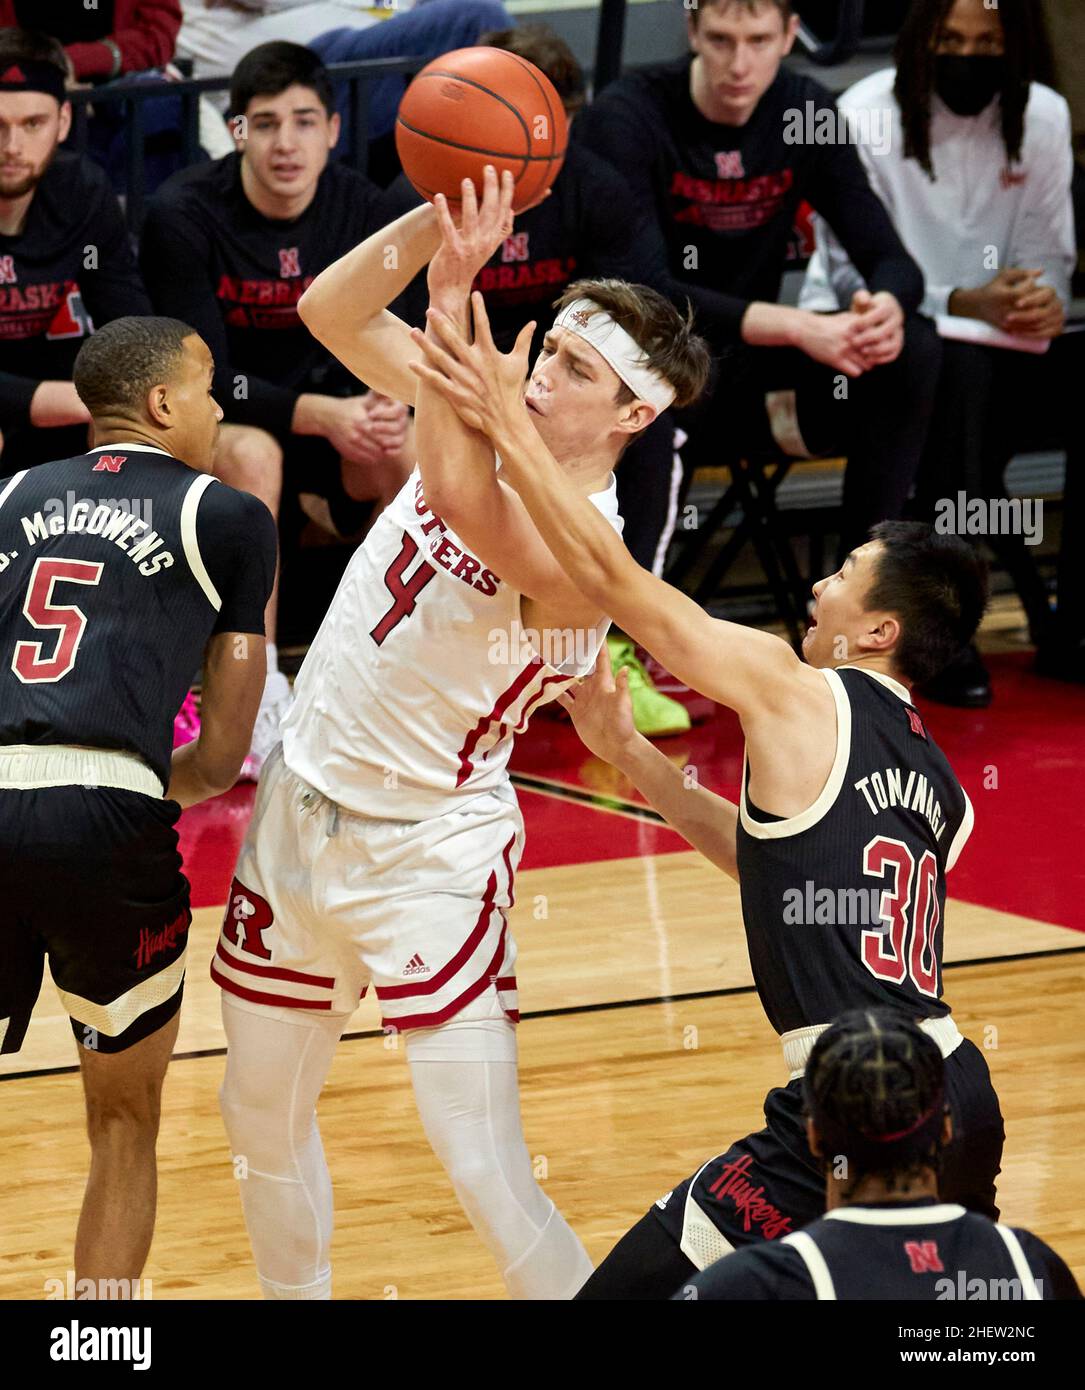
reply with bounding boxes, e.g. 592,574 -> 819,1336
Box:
6,503 -> 175,577
854,766 -> 947,841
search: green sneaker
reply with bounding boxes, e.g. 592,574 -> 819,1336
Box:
607,635 -> 692,738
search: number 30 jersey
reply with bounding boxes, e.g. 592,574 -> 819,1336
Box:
735,667 -> 974,1034
0,444 -> 276,790
281,468 -> 623,820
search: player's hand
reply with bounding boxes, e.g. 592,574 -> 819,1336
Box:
950,268 -> 1044,332
557,654 -> 640,766
848,289 -> 904,367
427,165 -> 515,303
408,291 -> 533,440
318,395 -> 405,466
793,310 -> 868,378
360,391 -> 410,453
1004,281 -> 1065,339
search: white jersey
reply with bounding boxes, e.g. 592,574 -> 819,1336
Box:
281,468 -> 622,819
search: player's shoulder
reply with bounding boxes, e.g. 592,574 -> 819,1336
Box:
1005,1227 -> 1083,1299
194,475 -> 273,527
770,66 -> 840,113
1023,81 -> 1072,136
678,1238 -> 815,1301
148,152 -> 238,218
837,66 -> 898,111
40,150 -> 116,212
317,159 -> 386,220
557,139 -> 629,194
591,57 -> 689,116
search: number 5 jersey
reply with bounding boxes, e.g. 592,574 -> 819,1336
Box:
0,444 -> 276,791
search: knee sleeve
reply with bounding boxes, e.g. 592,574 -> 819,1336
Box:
406,991 -> 592,1299
219,997 -> 344,1299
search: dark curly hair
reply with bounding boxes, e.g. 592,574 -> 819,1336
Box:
804,1009 -> 948,1198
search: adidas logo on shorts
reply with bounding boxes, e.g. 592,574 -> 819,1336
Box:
402,953 -> 431,977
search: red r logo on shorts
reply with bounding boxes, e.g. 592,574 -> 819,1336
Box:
222,878 -> 274,960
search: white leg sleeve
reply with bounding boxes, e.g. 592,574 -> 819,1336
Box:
405,990 -> 593,1300
219,995 -> 346,1300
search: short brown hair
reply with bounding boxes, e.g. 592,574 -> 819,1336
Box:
687,0 -> 793,25
554,279 -> 712,412
480,24 -> 586,117
0,28 -> 69,80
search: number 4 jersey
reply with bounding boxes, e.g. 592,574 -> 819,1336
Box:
281,467 -> 623,820
735,667 -> 974,1032
0,444 -> 276,791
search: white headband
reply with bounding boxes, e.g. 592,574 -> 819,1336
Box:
552,298 -> 676,414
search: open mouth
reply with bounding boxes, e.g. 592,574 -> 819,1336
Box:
525,399 -> 543,415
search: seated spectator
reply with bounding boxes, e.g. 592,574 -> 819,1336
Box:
178,0 -> 508,145
0,30 -> 151,475
679,1010 -> 1082,1301
574,0 -> 937,573
800,0 -> 1082,697
384,22 -> 692,737
0,0 -> 182,83
140,40 -> 412,777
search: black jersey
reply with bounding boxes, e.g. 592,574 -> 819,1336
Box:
0,151 -> 150,435
574,60 -> 922,346
0,443 -> 276,789
677,1200 -> 1083,1301
735,668 -> 972,1034
139,154 -> 391,439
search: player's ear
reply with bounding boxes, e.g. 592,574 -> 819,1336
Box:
941,1108 -> 953,1148
56,99 -> 72,144
618,400 -> 656,436
146,383 -> 171,429
805,1115 -> 824,1158
327,110 -> 341,152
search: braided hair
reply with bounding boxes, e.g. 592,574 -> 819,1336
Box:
803,1010 -> 947,1198
892,0 -> 1054,179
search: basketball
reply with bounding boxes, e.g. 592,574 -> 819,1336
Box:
395,46 -> 568,213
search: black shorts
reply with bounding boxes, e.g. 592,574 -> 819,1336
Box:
0,785 -> 190,1055
652,1037 -> 1004,1262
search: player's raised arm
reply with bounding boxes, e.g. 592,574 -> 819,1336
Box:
411,294 -> 808,723
412,170 -> 612,625
296,201 -> 443,404
561,657 -> 740,879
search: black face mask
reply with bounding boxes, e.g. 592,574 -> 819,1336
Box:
934,55 -> 1007,116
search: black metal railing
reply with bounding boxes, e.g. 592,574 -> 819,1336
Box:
66,55 -> 423,234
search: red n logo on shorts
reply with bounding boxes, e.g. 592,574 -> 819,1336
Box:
222,878 -> 273,960
903,1240 -> 943,1274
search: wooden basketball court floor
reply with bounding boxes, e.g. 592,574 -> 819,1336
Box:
2,628 -> 1083,1299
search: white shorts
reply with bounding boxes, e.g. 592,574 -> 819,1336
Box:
211,744 -> 522,1031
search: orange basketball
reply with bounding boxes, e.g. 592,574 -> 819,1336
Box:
395,46 -> 568,213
